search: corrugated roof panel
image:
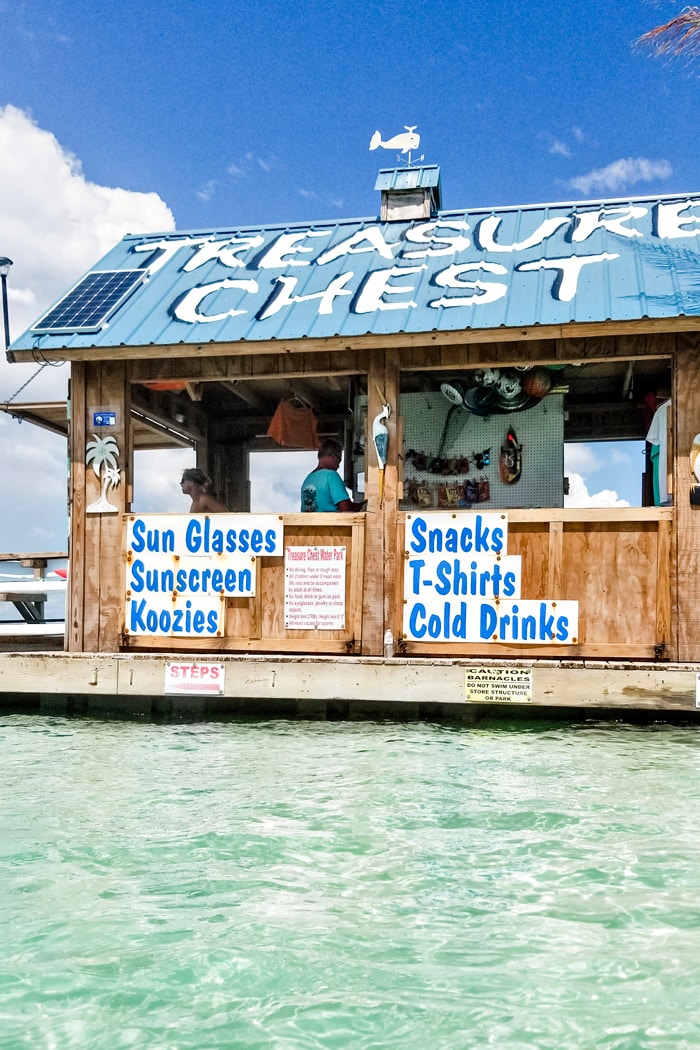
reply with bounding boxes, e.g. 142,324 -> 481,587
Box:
10,194 -> 700,356
374,165 -> 441,192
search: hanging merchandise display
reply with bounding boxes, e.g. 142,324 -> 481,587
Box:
267,400 -> 319,449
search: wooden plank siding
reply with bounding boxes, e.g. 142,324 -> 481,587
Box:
18,316 -> 699,366
67,362 -> 87,652
124,514 -> 365,655
125,333 -> 675,387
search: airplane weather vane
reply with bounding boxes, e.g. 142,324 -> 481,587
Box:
369,125 -> 424,168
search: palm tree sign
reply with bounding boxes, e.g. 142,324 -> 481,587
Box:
86,434 -> 121,514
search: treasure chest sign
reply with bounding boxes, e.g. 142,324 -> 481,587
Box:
402,511 -> 578,644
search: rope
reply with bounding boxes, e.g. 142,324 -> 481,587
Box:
2,362 -> 61,406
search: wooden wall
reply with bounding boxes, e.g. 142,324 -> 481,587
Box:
65,327 -> 700,662
395,508 -> 672,660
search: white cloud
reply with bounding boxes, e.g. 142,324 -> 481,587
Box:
132,449 -> 195,513
0,104 -> 174,393
550,139 -> 571,158
196,179 -> 218,204
226,155 -> 276,181
564,472 -> 630,508
564,443 -> 602,476
250,450 -> 311,512
568,157 -> 672,196
609,446 -> 633,465
0,105 -> 175,551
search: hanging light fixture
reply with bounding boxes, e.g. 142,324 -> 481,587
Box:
0,257 -> 13,351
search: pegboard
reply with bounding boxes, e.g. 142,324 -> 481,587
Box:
400,392 -> 564,510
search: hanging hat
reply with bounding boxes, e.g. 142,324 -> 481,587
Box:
474,368 -> 501,387
440,380 -> 467,407
463,386 -> 497,416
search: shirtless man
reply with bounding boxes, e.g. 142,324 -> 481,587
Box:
180,468 -> 228,513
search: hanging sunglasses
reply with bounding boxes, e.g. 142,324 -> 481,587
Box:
473,448 -> 491,470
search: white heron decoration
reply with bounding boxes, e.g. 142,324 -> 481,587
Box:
372,387 -> 391,507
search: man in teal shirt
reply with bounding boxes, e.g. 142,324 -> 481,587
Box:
301,438 -> 360,512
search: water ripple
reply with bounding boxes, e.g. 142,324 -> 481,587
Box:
2,716 -> 700,1048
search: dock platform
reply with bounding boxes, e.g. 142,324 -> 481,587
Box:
1,651 -> 699,723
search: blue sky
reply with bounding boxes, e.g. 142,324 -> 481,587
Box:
4,0 -> 697,228
0,0 -> 697,547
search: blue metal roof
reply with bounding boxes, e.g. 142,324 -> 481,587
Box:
374,165 -> 442,191
9,192 -> 700,356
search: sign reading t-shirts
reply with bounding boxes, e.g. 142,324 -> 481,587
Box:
403,512 -> 578,644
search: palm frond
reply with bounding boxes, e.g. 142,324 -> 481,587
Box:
638,6 -> 700,58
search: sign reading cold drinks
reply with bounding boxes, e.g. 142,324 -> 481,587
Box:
403,512 -> 578,644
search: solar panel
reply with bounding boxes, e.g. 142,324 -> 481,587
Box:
32,270 -> 146,334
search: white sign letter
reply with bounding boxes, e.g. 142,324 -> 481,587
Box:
571,205 -> 647,242
656,200 -> 700,240
257,230 -> 331,268
476,215 -> 570,253
429,262 -> 508,308
353,266 -> 421,313
317,227 -> 396,265
258,272 -> 355,319
173,278 -> 258,323
516,252 -> 619,302
184,236 -> 265,270
402,221 -> 471,258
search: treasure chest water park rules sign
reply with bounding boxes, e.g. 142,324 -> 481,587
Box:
125,514 -> 284,637
403,512 -> 578,644
284,546 -> 347,630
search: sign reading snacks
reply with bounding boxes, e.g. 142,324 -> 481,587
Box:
403,511 -> 578,644
124,514 -> 283,638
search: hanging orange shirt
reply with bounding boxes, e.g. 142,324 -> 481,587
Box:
267,400 -> 319,449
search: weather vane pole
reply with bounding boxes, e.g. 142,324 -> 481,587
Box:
369,125 -> 424,168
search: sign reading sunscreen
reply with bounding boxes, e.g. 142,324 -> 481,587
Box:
124,513 -> 283,638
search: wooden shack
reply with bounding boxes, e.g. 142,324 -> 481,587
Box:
5,165 -> 700,711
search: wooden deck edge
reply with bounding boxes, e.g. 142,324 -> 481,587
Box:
0,651 -> 698,719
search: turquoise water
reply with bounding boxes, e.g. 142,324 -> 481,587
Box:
2,716 -> 700,1050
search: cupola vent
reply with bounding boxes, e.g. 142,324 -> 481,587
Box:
375,165 -> 442,222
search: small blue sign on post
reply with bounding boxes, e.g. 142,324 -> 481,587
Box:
93,410 -> 116,427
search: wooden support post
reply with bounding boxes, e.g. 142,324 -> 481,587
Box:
382,349 -> 400,656
67,363 -> 87,652
361,349 -> 400,656
69,362 -> 130,653
673,332 -> 700,661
